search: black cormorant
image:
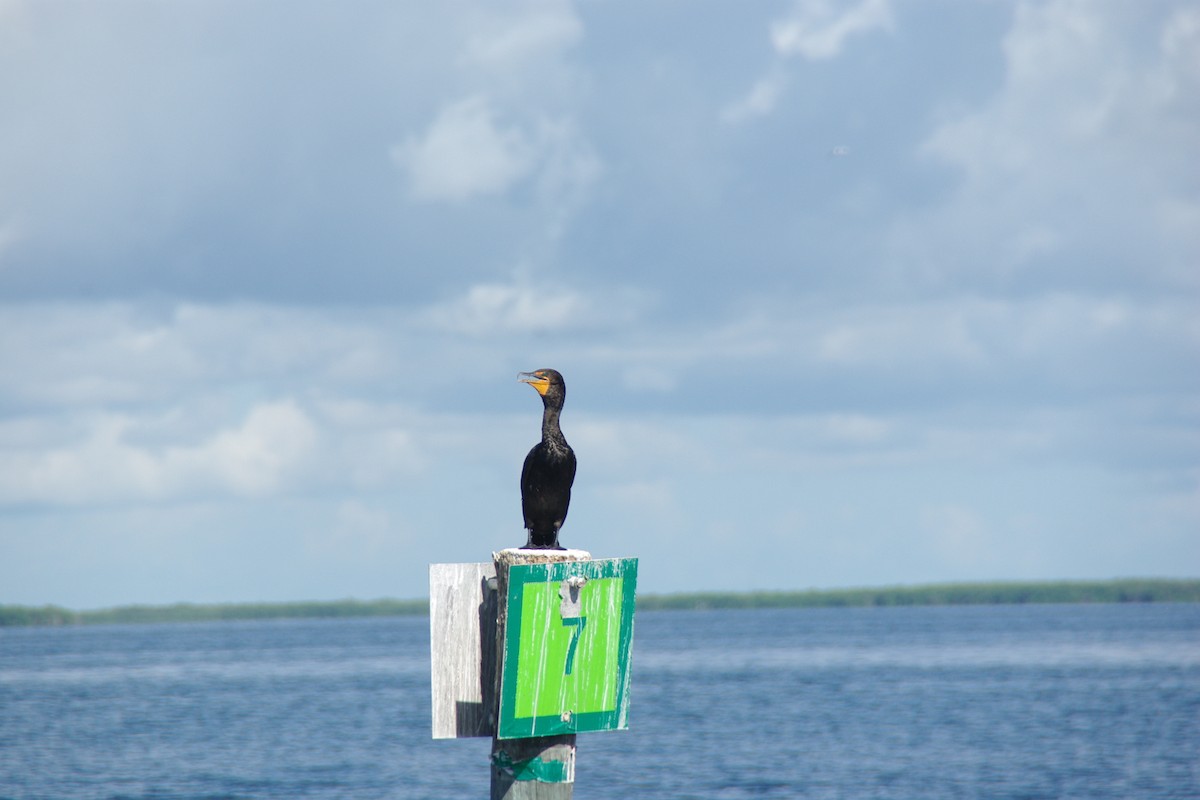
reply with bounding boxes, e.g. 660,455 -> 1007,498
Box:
518,368 -> 576,549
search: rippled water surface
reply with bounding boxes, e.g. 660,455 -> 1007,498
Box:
2,604 -> 1197,799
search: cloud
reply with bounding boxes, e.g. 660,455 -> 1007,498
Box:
721,69 -> 788,124
391,95 -> 535,202
422,280 -> 584,335
461,0 -> 582,67
391,94 -> 601,218
770,0 -> 893,60
1161,7 -> 1200,96
820,413 -> 891,444
0,302 -> 398,413
891,0 -> 1200,293
389,4 -> 594,206
724,0 -> 892,123
591,292 -> 1197,401
0,401 -> 316,506
420,275 -> 639,337
188,402 -> 318,495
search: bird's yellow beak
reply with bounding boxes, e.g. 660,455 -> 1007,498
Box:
518,371 -> 551,396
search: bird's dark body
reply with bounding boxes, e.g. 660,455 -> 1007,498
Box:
521,442 -> 576,548
518,368 -> 575,550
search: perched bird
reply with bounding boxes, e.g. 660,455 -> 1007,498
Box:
518,368 -> 576,549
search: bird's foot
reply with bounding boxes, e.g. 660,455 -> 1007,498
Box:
521,532 -> 565,550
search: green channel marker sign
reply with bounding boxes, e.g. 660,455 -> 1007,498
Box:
497,557 -> 638,740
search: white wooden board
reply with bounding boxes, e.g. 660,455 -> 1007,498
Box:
429,561 -> 497,739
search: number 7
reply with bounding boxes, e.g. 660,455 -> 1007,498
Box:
561,616 -> 587,675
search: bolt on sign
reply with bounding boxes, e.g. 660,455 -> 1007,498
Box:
496,558 -> 638,739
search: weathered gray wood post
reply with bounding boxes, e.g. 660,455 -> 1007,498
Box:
431,549 -> 637,799
490,548 -> 590,799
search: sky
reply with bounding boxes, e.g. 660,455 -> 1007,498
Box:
1,0 -> 1197,609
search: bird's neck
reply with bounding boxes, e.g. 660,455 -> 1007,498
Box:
542,405 -> 568,449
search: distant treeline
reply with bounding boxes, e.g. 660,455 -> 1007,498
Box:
2,579 -> 1197,627
0,598 -> 427,627
635,578 -> 1200,611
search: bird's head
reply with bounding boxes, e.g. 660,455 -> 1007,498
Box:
519,369 -> 566,402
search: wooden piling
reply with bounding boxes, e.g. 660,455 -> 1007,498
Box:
430,548 -> 636,796
490,547 -> 591,800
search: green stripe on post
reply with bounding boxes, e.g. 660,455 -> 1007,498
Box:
492,752 -> 573,783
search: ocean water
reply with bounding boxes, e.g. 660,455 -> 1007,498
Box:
1,603 -> 1197,799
